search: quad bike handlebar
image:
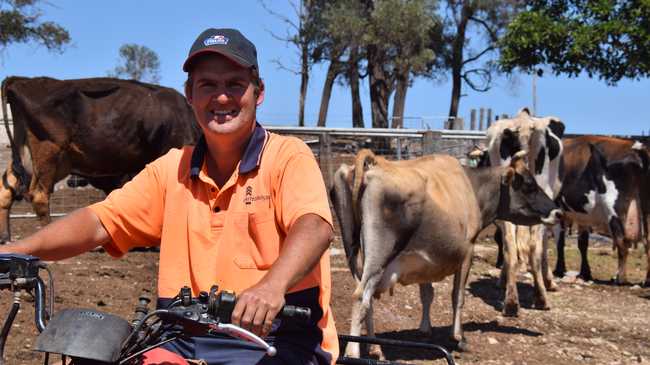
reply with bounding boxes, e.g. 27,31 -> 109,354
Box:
0,254 -> 311,364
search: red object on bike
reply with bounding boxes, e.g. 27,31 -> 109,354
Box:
140,347 -> 189,365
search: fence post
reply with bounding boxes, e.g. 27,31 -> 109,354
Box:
486,108 -> 493,129
319,132 -> 333,189
396,137 -> 402,160
452,117 -> 464,130
423,130 -> 442,155
470,109 -> 476,130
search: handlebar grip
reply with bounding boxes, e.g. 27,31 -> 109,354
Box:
280,305 -> 311,323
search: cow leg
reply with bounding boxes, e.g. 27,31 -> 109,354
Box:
530,228 -> 550,310
0,168 -> 19,243
577,229 -> 592,281
642,240 -> 650,287
494,225 -> 504,269
451,245 -> 474,352
417,283 -> 433,335
541,226 -> 558,291
345,298 -> 365,358
365,302 -> 384,360
614,240 -> 630,285
501,223 -> 520,317
553,223 -> 567,278
345,276 -> 383,359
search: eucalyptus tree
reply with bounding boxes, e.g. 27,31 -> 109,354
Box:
436,0 -> 523,119
317,0 -> 367,127
261,0 -> 329,126
108,44 -> 161,84
500,0 -> 650,84
362,0 -> 438,129
0,0 -> 69,53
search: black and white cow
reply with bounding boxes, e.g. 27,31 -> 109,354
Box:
485,108 -> 565,316
554,136 -> 650,286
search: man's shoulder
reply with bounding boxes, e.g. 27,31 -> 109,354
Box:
265,132 -> 314,157
149,146 -> 194,174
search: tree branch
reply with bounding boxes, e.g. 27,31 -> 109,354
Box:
462,68 -> 492,92
469,15 -> 498,42
462,45 -> 494,65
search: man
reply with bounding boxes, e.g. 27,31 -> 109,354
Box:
0,28 -> 337,365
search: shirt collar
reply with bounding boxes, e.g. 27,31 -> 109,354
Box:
190,122 -> 268,180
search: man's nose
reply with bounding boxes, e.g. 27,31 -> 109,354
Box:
214,88 -> 231,103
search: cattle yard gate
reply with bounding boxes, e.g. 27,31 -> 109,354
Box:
0,125 -> 485,219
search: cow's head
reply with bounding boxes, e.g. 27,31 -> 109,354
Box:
488,108 -> 565,198
498,151 -> 563,226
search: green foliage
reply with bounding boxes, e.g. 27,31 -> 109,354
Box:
108,44 -> 161,84
0,0 -> 70,52
500,0 -> 650,84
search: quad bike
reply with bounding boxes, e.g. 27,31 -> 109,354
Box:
0,254 -> 454,365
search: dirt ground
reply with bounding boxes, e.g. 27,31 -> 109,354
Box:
0,197 -> 649,365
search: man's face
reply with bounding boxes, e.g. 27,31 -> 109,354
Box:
186,54 -> 264,139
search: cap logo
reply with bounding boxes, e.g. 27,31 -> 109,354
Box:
204,35 -> 229,46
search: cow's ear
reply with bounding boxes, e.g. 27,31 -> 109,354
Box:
548,119 -> 565,139
499,128 -> 519,160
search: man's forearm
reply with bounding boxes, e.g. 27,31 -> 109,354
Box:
0,207 -> 110,260
262,213 -> 333,293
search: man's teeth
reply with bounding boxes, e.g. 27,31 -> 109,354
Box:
213,110 -> 235,116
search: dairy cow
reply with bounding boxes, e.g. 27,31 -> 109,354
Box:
330,148 -> 562,358
485,108 -> 565,316
0,76 -> 200,242
554,136 -> 650,286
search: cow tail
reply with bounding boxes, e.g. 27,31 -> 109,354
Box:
351,149 -> 377,225
1,77 -> 29,199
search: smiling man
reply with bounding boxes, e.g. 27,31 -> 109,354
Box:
0,28 -> 337,365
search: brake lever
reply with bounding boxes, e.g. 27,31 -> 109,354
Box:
208,323 -> 277,357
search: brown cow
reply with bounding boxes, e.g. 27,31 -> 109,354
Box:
0,76 -> 200,242
330,149 -> 562,358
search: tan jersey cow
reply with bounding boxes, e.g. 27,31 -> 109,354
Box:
330,149 -> 561,358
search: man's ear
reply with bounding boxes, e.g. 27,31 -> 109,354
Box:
185,83 -> 192,104
256,80 -> 265,106
502,167 -> 515,185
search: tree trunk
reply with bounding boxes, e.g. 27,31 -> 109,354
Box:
317,61 -> 341,127
367,45 -> 390,129
349,48 -> 364,128
391,69 -> 409,128
298,42 -> 309,127
447,1 -> 472,120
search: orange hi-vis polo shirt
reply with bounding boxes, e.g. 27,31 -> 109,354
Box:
89,123 -> 338,362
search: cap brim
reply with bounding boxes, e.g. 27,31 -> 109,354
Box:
182,48 -> 253,72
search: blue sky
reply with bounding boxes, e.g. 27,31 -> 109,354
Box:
1,0 -> 648,136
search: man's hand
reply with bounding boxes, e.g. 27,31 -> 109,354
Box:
231,280 -> 286,337
230,214 -> 332,337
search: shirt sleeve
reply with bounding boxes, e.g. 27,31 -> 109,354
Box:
274,140 -> 333,233
88,159 -> 166,257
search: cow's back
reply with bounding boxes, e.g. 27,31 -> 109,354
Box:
5,77 -> 199,176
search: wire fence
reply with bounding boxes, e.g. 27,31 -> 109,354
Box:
1,126 -> 487,219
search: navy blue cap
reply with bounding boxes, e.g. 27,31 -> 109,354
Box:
183,28 -> 258,72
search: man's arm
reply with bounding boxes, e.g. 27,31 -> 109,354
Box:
0,207 -> 111,260
231,213 -> 333,336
